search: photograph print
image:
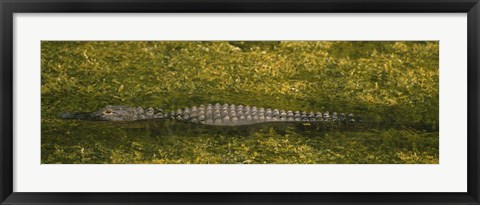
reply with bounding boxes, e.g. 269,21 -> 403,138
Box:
41,41 -> 439,164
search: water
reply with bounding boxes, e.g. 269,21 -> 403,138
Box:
41,118 -> 438,164
41,41 -> 439,164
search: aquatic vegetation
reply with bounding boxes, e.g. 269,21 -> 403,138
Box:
41,41 -> 439,164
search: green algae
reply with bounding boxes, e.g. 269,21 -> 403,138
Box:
41,41 -> 439,164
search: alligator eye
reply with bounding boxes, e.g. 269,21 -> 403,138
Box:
105,110 -> 112,114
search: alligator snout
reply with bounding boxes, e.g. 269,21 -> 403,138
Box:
60,112 -> 74,119
60,112 -> 94,120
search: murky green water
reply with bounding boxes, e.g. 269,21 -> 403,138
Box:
41,117 -> 438,164
41,41 -> 439,164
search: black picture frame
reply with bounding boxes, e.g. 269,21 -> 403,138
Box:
1,0 -> 479,204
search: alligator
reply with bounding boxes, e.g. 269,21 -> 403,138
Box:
60,103 -> 356,127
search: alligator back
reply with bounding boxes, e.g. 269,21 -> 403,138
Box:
167,103 -> 355,127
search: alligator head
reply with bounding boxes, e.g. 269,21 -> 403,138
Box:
60,105 -> 164,121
